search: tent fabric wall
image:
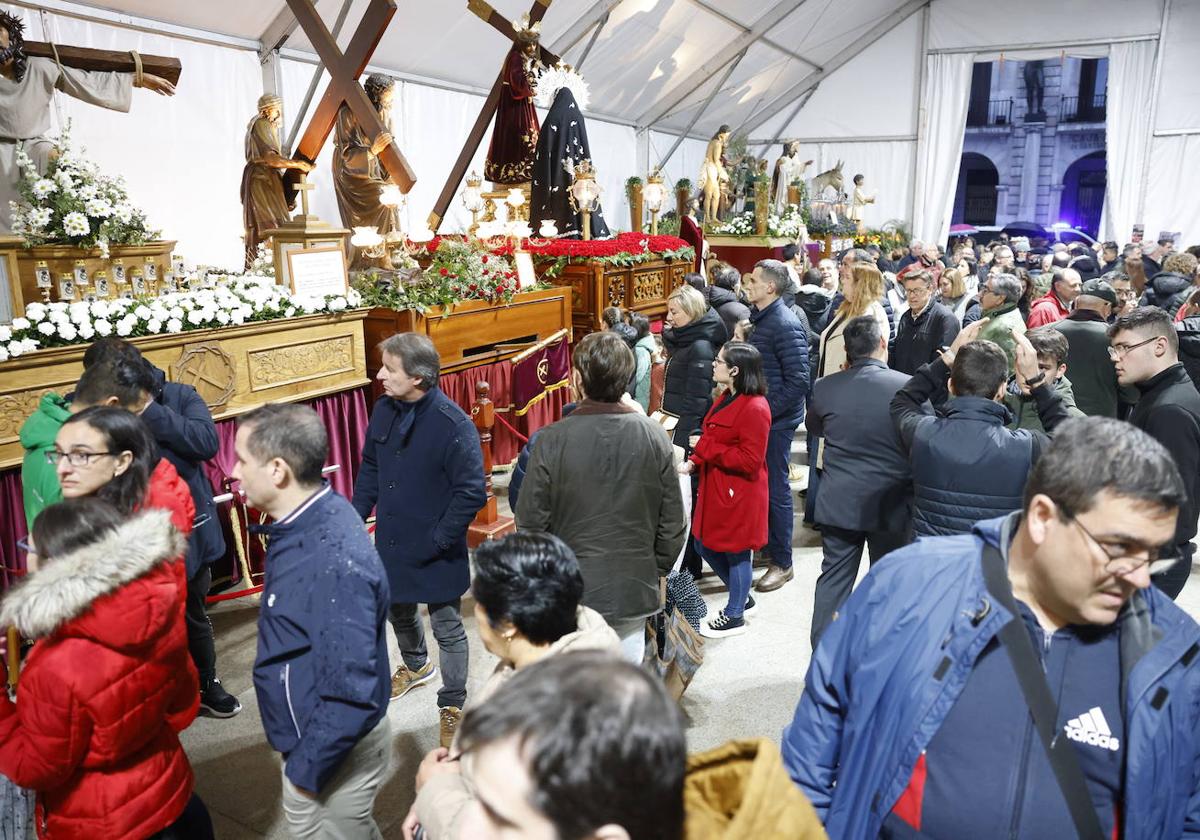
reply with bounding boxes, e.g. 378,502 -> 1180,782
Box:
1143,135 -> 1200,247
911,53 -> 974,246
10,5 -> 261,270
1100,41 -> 1157,244
926,0 -> 1162,52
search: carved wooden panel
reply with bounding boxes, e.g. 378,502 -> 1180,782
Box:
0,376 -> 78,448
247,335 -> 355,391
570,278 -> 587,313
633,269 -> 667,304
171,342 -> 237,410
607,274 -> 626,307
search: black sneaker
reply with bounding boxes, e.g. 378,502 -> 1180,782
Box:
700,610 -> 747,639
199,678 -> 242,718
743,596 -> 758,617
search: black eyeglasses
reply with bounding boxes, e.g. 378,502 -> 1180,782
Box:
1068,514 -> 1177,576
1107,336 -> 1160,360
45,449 -> 115,467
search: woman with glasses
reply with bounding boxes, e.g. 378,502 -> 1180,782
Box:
51,406 -> 196,548
0,497 -> 214,839
678,342 -> 770,638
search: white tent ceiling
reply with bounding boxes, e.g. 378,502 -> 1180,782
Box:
13,0 -> 937,139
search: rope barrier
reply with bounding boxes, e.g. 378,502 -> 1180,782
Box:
493,410 -> 530,444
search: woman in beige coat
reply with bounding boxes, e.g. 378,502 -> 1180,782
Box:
403,533 -> 620,840
817,262 -> 889,379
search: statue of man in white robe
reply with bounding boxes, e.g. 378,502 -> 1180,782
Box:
0,10 -> 174,233
771,141 -> 812,215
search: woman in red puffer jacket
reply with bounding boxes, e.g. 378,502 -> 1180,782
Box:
0,496 -> 209,839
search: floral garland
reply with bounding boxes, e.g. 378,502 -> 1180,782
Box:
354,238 -> 527,313
8,125 -> 159,252
0,275 -> 361,362
712,205 -> 809,239
414,232 -> 694,278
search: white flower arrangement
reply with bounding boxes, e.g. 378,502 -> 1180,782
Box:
0,273 -> 364,358
9,124 -> 159,249
712,204 -> 809,239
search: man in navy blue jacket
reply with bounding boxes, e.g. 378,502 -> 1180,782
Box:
745,259 -> 809,592
352,333 -> 486,748
234,403 -> 391,838
785,417 -> 1200,838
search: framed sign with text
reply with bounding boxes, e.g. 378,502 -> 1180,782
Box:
285,246 -> 350,298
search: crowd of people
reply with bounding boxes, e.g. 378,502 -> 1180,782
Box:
1,228 -> 1200,839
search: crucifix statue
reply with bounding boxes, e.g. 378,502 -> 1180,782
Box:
428,0 -> 559,231
0,9 -> 181,234
283,0 -> 416,269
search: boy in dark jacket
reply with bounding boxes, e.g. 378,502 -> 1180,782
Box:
236,404 -> 391,837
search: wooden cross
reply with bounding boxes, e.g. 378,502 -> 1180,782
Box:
427,0 -> 559,231
286,0 -> 416,192
21,42 -> 181,85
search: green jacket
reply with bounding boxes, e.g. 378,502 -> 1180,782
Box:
19,392 -> 71,529
632,335 -> 657,412
1005,374 -> 1085,433
977,302 -> 1026,372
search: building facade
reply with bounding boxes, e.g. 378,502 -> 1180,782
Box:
951,57 -> 1108,236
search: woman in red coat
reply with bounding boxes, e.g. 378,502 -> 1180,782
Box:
679,341 -> 771,638
0,497 -> 208,839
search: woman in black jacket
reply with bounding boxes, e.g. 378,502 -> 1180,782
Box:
662,285 -> 727,448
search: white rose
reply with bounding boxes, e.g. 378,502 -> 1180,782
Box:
186,309 -> 205,325
168,306 -> 184,320
149,307 -> 168,323
166,318 -> 183,333
0,325 -> 10,342
134,305 -> 152,320
215,309 -> 231,325
347,289 -> 362,306
5,341 -> 20,358
116,319 -> 133,337
94,318 -> 112,336
284,306 -> 296,318
11,317 -> 30,331
37,321 -> 55,336
0,345 -> 7,362
328,296 -> 347,312
78,323 -> 95,340
90,300 -> 110,319
48,302 -> 68,314
58,322 -> 78,341
146,318 -> 162,334
21,338 -> 38,353
230,309 -> 246,325
70,304 -> 91,325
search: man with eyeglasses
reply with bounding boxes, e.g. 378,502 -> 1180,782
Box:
888,269 -> 960,376
1108,306 -> 1200,599
784,417 -> 1200,838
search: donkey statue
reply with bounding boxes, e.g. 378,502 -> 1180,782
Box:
811,161 -> 845,200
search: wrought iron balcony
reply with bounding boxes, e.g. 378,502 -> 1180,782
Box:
966,98 -> 1013,127
1061,94 -> 1107,123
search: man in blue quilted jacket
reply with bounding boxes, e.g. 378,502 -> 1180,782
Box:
744,259 -> 809,592
784,416 -> 1200,839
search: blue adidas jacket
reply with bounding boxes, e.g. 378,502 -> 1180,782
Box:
783,513 -> 1200,839
253,485 -> 391,793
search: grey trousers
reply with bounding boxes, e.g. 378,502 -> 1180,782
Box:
389,600 -> 469,709
281,715 -> 391,840
810,525 -> 909,649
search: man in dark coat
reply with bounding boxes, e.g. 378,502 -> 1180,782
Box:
352,333 -> 486,745
1055,278 -> 1137,417
889,268 -> 961,376
890,321 -> 1069,538
1141,252 -> 1198,318
236,405 -> 391,834
808,316 -> 912,647
707,263 -> 751,340
79,338 -> 238,718
1110,307 -> 1200,600
744,259 -> 810,592
516,332 -> 685,660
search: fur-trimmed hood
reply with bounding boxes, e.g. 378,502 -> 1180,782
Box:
0,509 -> 185,642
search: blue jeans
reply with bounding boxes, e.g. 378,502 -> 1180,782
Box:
694,536 -> 752,619
766,424 -> 799,569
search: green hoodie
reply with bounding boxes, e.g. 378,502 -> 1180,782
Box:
19,392 -> 71,529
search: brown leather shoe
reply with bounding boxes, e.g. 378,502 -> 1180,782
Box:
439,706 -> 462,749
755,564 -> 794,592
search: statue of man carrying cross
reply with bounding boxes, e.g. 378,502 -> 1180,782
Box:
0,9 -> 176,234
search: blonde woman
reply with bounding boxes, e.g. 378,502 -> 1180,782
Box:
662,285 -> 727,450
817,262 -> 889,378
939,266 -> 972,323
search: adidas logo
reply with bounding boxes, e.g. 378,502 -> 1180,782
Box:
1064,707 -> 1120,752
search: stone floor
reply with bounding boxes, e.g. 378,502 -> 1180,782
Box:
181,438 -> 1200,838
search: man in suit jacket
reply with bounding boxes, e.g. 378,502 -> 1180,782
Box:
806,315 -> 913,647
